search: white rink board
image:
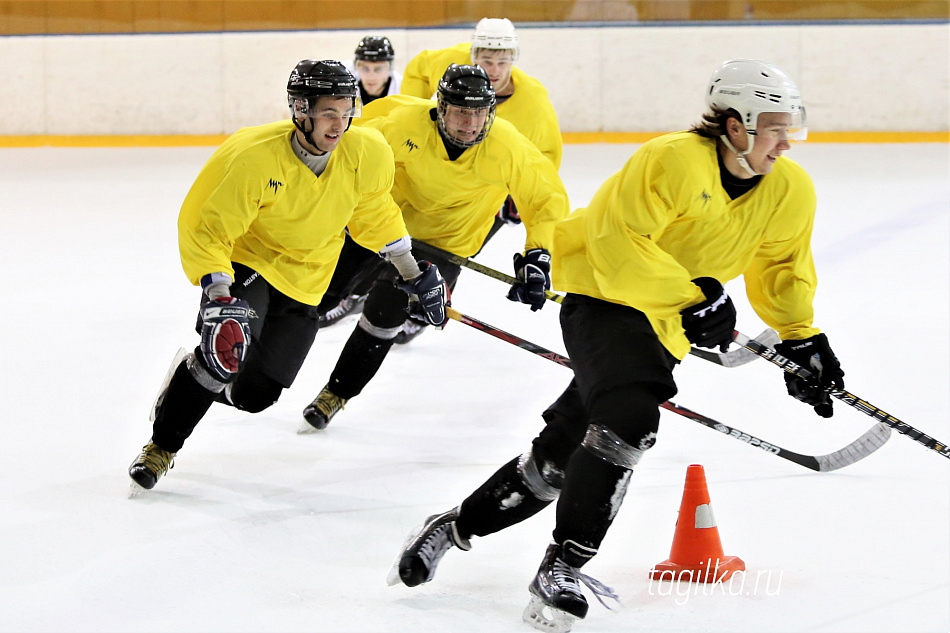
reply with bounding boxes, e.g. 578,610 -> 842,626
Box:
0,22 -> 948,135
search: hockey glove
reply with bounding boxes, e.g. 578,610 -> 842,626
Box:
680,277 -> 737,352
397,261 -> 449,328
199,297 -> 252,382
774,333 -> 845,418
506,248 -> 552,312
497,195 -> 522,226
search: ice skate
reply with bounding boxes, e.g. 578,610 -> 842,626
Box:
299,386 -> 346,433
522,542 -> 619,633
318,294 -> 366,328
386,508 -> 471,587
128,442 -> 176,492
394,319 -> 427,345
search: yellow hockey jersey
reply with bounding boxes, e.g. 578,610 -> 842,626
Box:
178,119 -> 407,306
400,42 -> 563,169
554,132 -> 821,360
356,96 -> 569,258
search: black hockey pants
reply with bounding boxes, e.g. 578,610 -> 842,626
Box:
456,295 -> 679,564
151,264 -> 320,452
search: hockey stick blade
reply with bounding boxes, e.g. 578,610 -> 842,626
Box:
688,328 -> 781,368
665,401 -> 891,472
446,307 -> 887,471
735,331 -> 950,461
425,243 -> 759,366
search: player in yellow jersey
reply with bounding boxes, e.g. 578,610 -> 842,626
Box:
389,60 -> 846,632
127,60 -> 448,492
401,18 -> 561,170
300,64 -> 570,432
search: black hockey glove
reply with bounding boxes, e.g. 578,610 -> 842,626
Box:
506,248 -> 551,311
199,297 -> 252,382
774,333 -> 845,418
680,277 -> 737,352
497,195 -> 522,226
397,261 -> 449,328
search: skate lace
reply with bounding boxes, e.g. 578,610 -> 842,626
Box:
314,390 -> 345,417
553,559 -> 621,611
418,524 -> 453,567
138,443 -> 175,475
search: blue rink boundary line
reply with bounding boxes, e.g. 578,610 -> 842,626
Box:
1,132 -> 947,148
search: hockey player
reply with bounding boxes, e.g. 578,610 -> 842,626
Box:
127,60 -> 448,491
400,18 -> 561,170
349,35 -> 402,105
321,35 -> 407,328
386,17 -> 561,343
300,64 -> 569,432
388,60 -> 846,632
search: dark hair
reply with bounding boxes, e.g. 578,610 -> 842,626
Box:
690,107 -> 741,139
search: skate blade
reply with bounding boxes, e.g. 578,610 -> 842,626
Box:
297,420 -> 323,435
385,525 -> 422,586
523,595 -> 577,633
128,481 -> 148,498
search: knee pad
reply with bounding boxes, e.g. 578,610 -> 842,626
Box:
360,281 -> 410,332
229,374 -> 283,413
581,386 -> 661,469
581,423 -> 657,470
186,351 -> 226,393
516,449 -> 563,502
357,314 -> 402,340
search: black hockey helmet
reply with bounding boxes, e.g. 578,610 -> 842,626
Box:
436,64 -> 496,149
437,63 -> 496,110
355,36 -> 395,62
287,59 -> 359,100
287,60 -> 361,148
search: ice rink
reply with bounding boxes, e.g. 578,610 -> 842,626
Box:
1,140 -> 947,633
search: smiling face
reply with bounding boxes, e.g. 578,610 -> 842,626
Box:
295,96 -> 356,154
724,111 -> 793,177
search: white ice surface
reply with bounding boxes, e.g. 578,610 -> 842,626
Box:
0,142 -> 947,633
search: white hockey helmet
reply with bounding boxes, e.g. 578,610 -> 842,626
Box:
471,18 -> 519,62
705,59 -> 806,140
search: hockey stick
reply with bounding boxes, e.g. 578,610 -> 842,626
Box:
421,243 -> 564,305
687,328 -> 781,367
423,242 -> 760,367
446,307 -> 890,472
733,331 -> 950,460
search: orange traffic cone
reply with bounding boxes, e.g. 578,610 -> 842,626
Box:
649,464 -> 744,583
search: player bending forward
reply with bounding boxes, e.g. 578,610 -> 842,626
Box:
127,60 -> 447,491
388,59 -> 846,633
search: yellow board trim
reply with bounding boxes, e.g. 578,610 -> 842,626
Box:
561,131 -> 950,144
0,131 -> 947,148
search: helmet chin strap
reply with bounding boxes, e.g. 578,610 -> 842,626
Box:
719,131 -> 759,178
293,116 -> 331,155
